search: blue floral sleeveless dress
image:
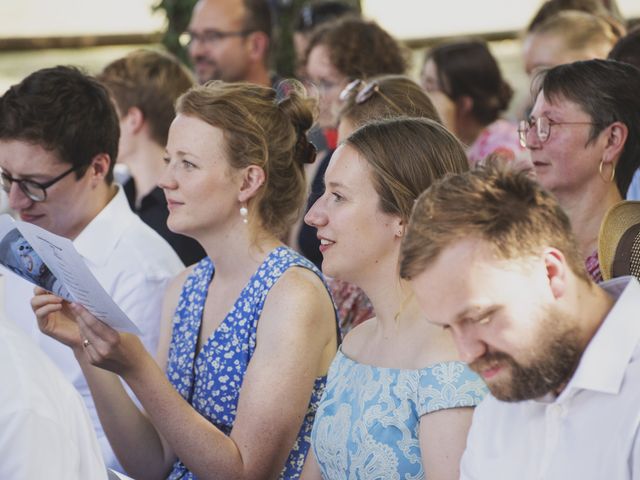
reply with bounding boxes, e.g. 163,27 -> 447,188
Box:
311,349 -> 488,478
165,246 -> 333,479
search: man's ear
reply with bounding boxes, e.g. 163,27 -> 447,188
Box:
88,153 -> 112,187
543,247 -> 568,300
237,165 -> 266,203
122,106 -> 145,135
246,31 -> 270,63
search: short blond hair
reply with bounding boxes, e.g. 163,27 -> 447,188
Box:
98,49 -> 194,146
529,10 -> 620,52
399,167 -> 590,281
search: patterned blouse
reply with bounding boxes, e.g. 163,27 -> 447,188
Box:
467,119 -> 529,169
325,277 -> 374,336
165,246 -> 332,479
311,349 -> 488,478
586,250 -> 603,283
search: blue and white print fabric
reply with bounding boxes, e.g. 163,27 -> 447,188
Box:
166,246 -> 331,479
311,349 -> 488,479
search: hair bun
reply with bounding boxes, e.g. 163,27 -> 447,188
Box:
297,135 -> 317,165
274,79 -> 318,165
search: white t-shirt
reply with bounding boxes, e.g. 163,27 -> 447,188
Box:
2,186 -> 184,470
0,316 -> 107,480
461,277 -> 640,480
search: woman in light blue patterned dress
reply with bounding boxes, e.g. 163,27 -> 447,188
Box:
302,117 -> 488,479
32,82 -> 338,479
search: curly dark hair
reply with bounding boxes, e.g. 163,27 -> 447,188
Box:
0,65 -> 119,183
305,16 -> 407,79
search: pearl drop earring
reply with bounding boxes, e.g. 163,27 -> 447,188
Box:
240,205 -> 248,224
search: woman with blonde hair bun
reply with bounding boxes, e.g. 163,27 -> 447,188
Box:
31,80 -> 338,480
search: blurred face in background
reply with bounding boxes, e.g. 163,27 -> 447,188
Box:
523,32 -> 612,79
305,44 -> 349,129
420,59 -> 456,132
187,0 -> 254,84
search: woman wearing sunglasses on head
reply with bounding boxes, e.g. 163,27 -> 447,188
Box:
294,16 -> 408,271
301,117 -> 488,480
325,74 -> 443,336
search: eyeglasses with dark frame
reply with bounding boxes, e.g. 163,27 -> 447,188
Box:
518,116 -> 597,148
0,164 -> 80,202
181,29 -> 255,48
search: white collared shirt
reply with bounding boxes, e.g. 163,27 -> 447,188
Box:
461,277 -> 640,480
0,314 -> 107,479
2,186 -> 184,470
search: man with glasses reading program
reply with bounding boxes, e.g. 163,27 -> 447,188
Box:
0,66 -> 184,472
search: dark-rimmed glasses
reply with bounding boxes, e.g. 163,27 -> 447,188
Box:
180,29 -> 255,48
0,164 -> 80,202
518,117 -> 597,148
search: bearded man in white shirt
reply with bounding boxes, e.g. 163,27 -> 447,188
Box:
400,167 -> 640,480
0,66 -> 184,471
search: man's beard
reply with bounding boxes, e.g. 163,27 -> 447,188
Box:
470,306 -> 583,402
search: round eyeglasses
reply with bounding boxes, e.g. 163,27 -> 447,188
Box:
0,164 -> 80,202
518,117 -> 597,148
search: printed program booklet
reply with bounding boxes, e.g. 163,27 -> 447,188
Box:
0,214 -> 140,334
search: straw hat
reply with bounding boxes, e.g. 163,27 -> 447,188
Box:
598,201 -> 640,281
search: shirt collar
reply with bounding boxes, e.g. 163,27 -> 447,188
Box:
560,277 -> 640,398
73,185 -> 136,266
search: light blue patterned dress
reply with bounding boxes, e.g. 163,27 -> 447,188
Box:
311,349 -> 488,479
165,246 -> 333,479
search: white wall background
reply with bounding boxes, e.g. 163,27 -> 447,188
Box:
0,0 -> 639,40
0,0 -> 165,37
362,0 -> 640,40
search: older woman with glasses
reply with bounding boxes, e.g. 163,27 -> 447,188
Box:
520,59 -> 640,282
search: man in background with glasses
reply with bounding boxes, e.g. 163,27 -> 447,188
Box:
517,59 -> 640,283
0,66 -> 184,472
185,0 -> 273,86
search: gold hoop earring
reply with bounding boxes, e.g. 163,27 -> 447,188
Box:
599,160 -> 615,183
